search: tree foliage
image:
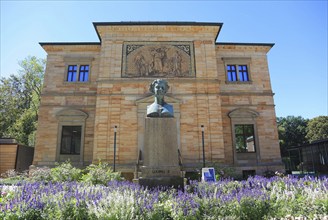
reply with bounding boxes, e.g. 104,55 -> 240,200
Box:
277,116 -> 309,171
277,116 -> 309,149
0,56 -> 45,146
306,116 -> 328,142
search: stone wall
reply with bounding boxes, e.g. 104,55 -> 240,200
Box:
33,46 -> 99,166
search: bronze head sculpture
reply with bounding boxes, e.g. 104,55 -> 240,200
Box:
147,79 -> 174,117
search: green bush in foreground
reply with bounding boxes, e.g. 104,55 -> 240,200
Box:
11,160 -> 123,185
81,161 -> 123,185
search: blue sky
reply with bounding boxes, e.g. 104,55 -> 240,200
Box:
1,1 -> 327,119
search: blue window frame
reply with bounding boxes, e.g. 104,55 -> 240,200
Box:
66,64 -> 89,82
226,64 -> 250,82
238,65 -> 249,81
79,65 -> 89,82
227,65 -> 237,81
67,65 -> 77,82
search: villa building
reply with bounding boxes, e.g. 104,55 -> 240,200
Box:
33,22 -> 283,178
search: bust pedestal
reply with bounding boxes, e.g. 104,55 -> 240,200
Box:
139,117 -> 184,189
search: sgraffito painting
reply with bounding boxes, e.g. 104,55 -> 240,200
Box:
122,42 -> 195,78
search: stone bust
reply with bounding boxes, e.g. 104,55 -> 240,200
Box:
147,79 -> 174,117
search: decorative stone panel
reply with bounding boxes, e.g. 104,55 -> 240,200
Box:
122,42 -> 195,78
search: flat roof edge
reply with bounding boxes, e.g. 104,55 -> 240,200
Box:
93,21 -> 223,26
216,42 -> 275,47
39,42 -> 101,46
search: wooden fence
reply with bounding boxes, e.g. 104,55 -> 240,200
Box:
0,139 -> 34,176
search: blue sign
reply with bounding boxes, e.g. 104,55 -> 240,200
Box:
202,168 -> 216,182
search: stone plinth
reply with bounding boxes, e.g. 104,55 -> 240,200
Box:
139,117 -> 183,189
143,117 -> 179,167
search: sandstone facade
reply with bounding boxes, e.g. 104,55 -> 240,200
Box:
34,22 -> 283,177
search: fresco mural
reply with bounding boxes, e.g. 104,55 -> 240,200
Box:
122,42 -> 195,78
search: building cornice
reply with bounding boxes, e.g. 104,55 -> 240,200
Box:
220,91 -> 275,96
39,42 -> 100,46
39,42 -> 101,52
216,42 -> 274,47
93,21 -> 223,26
93,21 -> 223,42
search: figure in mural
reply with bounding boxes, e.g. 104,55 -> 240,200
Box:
150,47 -> 168,74
173,50 -> 182,75
134,54 -> 147,76
147,79 -> 174,117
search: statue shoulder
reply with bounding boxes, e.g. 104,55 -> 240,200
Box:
147,103 -> 159,117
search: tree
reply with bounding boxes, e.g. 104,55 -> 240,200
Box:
0,74 -> 30,138
277,116 -> 309,149
277,116 -> 309,172
0,56 -> 45,146
306,116 -> 328,142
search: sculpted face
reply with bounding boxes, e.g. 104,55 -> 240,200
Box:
154,81 -> 167,97
149,79 -> 169,99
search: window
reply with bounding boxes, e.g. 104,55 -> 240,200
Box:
60,126 -> 82,155
226,64 -> 249,82
235,124 -> 256,153
79,65 -> 89,82
227,65 -> 237,81
229,108 -> 259,164
67,65 -> 77,82
56,109 -> 88,163
67,65 -> 89,82
238,65 -> 249,81
242,170 -> 256,179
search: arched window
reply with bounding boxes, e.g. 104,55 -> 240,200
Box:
56,109 -> 88,164
228,108 -> 260,164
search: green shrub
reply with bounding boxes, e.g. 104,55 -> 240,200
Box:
29,161 -> 81,183
20,209 -> 43,220
81,161 -> 123,185
0,169 -> 28,185
238,196 -> 271,220
212,164 -> 237,180
50,161 -> 82,182
28,161 -> 123,185
29,166 -> 52,183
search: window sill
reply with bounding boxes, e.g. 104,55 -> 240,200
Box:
63,81 -> 90,84
60,153 -> 81,155
236,151 -> 256,154
225,81 -> 253,84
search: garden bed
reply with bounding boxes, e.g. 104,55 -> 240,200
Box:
1,175 -> 328,219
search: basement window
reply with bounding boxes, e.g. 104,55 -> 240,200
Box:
243,170 -> 256,179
